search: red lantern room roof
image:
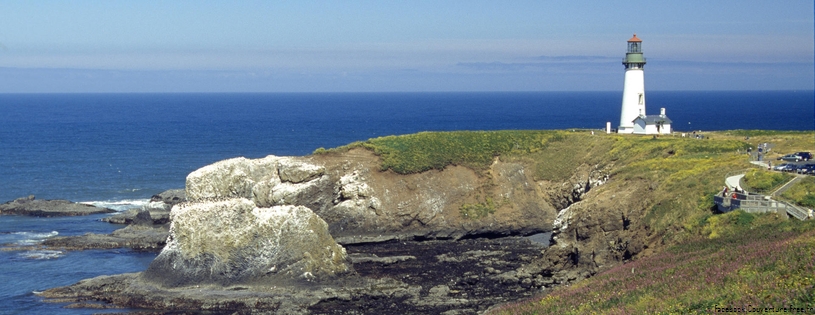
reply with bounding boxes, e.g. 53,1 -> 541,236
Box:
628,34 -> 642,42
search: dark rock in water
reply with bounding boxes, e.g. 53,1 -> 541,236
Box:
10,191 -> 178,252
28,208 -> 170,252
0,195 -> 114,217
41,224 -> 169,251
131,209 -> 154,226
102,208 -> 170,225
150,189 -> 186,205
101,189 -> 184,225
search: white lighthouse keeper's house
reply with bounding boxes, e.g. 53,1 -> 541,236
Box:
617,34 -> 671,135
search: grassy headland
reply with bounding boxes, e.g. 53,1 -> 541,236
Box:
317,129 -> 814,313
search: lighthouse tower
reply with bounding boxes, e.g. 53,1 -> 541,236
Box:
618,34 -> 646,134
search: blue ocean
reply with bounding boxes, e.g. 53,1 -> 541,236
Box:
0,91 -> 812,314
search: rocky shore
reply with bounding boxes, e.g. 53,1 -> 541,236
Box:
0,190 -> 184,252
35,148 -> 647,314
39,235 -> 550,314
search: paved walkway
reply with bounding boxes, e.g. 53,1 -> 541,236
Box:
725,174 -> 744,191
750,161 -> 770,169
721,164 -> 812,220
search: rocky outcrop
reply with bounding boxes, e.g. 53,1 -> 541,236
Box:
101,207 -> 171,225
41,223 -> 169,251
0,195 -> 114,216
184,150 -> 555,242
102,189 -> 185,225
519,177 -> 651,285
47,191 -> 179,251
150,188 -> 186,206
142,199 -> 350,287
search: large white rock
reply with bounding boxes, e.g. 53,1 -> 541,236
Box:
185,156 -> 281,201
142,198 -> 349,287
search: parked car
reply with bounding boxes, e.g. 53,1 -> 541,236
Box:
789,164 -> 806,173
777,164 -> 798,172
798,163 -> 815,174
773,163 -> 790,171
777,154 -> 803,162
795,152 -> 812,161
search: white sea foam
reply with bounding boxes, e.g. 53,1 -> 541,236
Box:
19,250 -> 64,260
3,231 -> 59,246
12,231 -> 59,239
81,199 -> 151,212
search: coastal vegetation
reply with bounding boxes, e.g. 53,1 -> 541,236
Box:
317,130 -> 565,174
459,197 -> 500,219
317,129 -> 814,313
489,216 -> 815,314
742,168 -> 794,194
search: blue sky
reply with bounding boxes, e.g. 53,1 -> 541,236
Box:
0,1 -> 812,92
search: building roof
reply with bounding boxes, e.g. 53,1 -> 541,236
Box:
628,34 -> 642,42
634,114 -> 672,125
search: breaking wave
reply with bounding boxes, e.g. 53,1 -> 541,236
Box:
81,199 -> 151,212
18,250 -> 64,260
0,231 -> 59,246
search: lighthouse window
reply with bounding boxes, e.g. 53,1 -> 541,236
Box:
638,93 -> 644,105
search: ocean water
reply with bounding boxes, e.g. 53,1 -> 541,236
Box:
0,91 -> 812,314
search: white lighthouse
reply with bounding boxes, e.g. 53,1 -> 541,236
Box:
618,34 -> 647,134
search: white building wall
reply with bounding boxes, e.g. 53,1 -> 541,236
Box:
618,69 -> 646,133
661,123 -> 672,134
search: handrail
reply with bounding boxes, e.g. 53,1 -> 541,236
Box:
714,194 -> 811,221
781,201 -> 810,220
771,175 -> 804,196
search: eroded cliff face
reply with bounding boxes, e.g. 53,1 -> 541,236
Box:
184,148 -> 557,243
521,177 -> 654,285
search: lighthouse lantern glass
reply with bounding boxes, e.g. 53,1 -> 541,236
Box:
628,42 -> 641,53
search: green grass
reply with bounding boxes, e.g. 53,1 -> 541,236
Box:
459,197 -> 500,219
720,130 -> 814,137
316,130 -> 566,174
742,168 -> 795,194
